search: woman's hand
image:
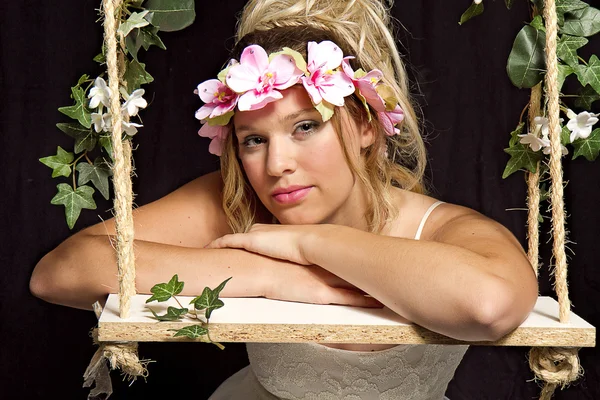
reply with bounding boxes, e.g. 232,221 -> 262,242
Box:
205,223 -> 314,265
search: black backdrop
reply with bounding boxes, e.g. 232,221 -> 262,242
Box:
1,1 -> 598,399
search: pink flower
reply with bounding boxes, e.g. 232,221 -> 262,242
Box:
226,45 -> 303,111
378,104 -> 404,136
301,41 -> 355,106
341,58 -> 386,112
198,123 -> 230,156
195,79 -> 239,120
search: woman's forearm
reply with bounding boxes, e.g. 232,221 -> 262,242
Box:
30,234 -> 273,311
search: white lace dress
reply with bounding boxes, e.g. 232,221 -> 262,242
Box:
209,202 -> 468,399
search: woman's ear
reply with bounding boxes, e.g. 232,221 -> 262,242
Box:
359,121 -> 376,149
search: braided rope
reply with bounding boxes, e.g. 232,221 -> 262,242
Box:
103,0 -> 136,318
527,83 -> 543,276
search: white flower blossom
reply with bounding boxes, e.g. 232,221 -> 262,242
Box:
542,143 -> 569,156
122,121 -> 143,136
533,116 -> 549,139
566,109 -> 598,142
518,133 -> 550,152
88,77 -> 112,109
91,112 -> 112,133
121,88 -> 147,117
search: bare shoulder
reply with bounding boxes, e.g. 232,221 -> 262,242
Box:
83,170 -> 231,247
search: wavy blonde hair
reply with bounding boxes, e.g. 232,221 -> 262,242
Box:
220,0 -> 427,233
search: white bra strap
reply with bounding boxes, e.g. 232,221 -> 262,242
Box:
414,201 -> 445,240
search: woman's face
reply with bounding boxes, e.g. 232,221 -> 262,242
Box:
233,86 -> 374,227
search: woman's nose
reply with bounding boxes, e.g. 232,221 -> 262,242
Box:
266,137 -> 297,176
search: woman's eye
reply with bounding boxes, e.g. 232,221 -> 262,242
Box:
294,121 -> 318,136
242,136 -> 266,147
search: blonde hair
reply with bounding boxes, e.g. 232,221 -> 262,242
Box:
221,0 -> 427,233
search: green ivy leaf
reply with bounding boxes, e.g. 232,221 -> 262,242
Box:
146,274 -> 185,303
574,85 -> 600,109
557,34 -> 588,67
573,55 -> 600,95
118,10 -> 150,37
507,25 -> 546,88
561,6 -> 600,37
189,277 -> 231,320
503,143 -> 543,178
40,146 -> 74,178
93,52 -> 106,64
558,64 -> 574,91
459,2 -> 484,25
315,101 -> 335,122
572,128 -> 600,161
50,183 -> 96,229
98,136 -> 114,161
508,122 -> 525,147
529,15 -> 545,32
144,0 -> 196,32
561,125 -> 571,146
206,111 -> 234,126
56,122 -> 97,154
150,306 -> 189,321
505,0 -> 515,9
76,157 -> 112,200
58,86 -> 92,129
124,58 -> 154,92
169,325 -> 208,339
126,26 -> 167,61
557,0 -> 589,18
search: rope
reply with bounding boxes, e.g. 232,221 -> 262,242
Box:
103,0 -> 136,318
529,347 -> 582,399
526,83 -> 543,276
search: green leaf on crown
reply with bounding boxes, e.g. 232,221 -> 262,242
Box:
507,25 -> 546,88
146,274 -> 185,303
124,58 -> 154,92
150,306 -> 189,321
56,122 -> 97,154
503,143 -> 543,178
76,157 -> 112,200
561,6 -> 600,37
557,34 -> 588,67
118,10 -> 150,37
315,101 -> 335,122
572,128 -> 600,161
557,64 -> 574,91
207,111 -> 234,126
169,325 -> 208,339
459,2 -> 484,25
58,86 -> 92,129
189,277 -> 231,320
573,55 -> 600,95
144,0 -> 196,32
50,183 -> 96,229
574,85 -> 600,109
40,146 -> 74,178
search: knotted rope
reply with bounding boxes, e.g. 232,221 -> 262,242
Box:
526,1 -> 582,398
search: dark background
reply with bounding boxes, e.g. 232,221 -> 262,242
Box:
1,0 -> 598,399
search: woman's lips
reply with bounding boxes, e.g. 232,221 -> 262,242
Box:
272,186 -> 312,204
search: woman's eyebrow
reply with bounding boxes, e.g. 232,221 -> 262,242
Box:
236,108 -> 319,133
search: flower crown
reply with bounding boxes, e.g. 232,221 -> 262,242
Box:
194,40 -> 404,156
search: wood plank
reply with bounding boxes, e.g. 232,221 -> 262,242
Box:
98,295 -> 595,347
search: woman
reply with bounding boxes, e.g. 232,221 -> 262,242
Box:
30,0 -> 538,398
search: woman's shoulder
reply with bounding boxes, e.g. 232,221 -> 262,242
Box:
387,188 -> 481,241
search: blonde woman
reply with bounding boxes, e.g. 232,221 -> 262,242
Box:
31,1 -> 537,398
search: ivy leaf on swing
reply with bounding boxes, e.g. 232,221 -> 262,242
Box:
572,128 -> 600,161
170,325 -> 208,339
125,25 -> 166,62
189,277 -> 232,320
458,2 -> 484,25
556,34 -> 588,67
124,58 -> 154,92
98,136 -> 114,162
56,122 -> 97,154
58,86 -> 92,129
507,25 -> 546,88
556,0 -> 589,26
529,16 -> 545,32
575,85 -> 600,109
118,10 -> 150,37
561,6 -> 600,37
40,146 -> 74,178
558,64 -> 574,91
150,306 -> 189,321
502,144 -> 543,179
50,183 -> 96,229
508,122 -> 525,147
573,55 -> 600,95
505,0 -> 514,10
76,157 -> 112,200
144,0 -> 196,32
146,274 -> 185,303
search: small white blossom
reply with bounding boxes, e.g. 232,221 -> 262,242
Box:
518,133 -> 550,152
91,112 -> 112,133
533,116 -> 549,139
566,110 -> 598,142
122,121 -> 143,136
542,143 -> 569,156
88,77 -> 112,109
121,88 -> 147,117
